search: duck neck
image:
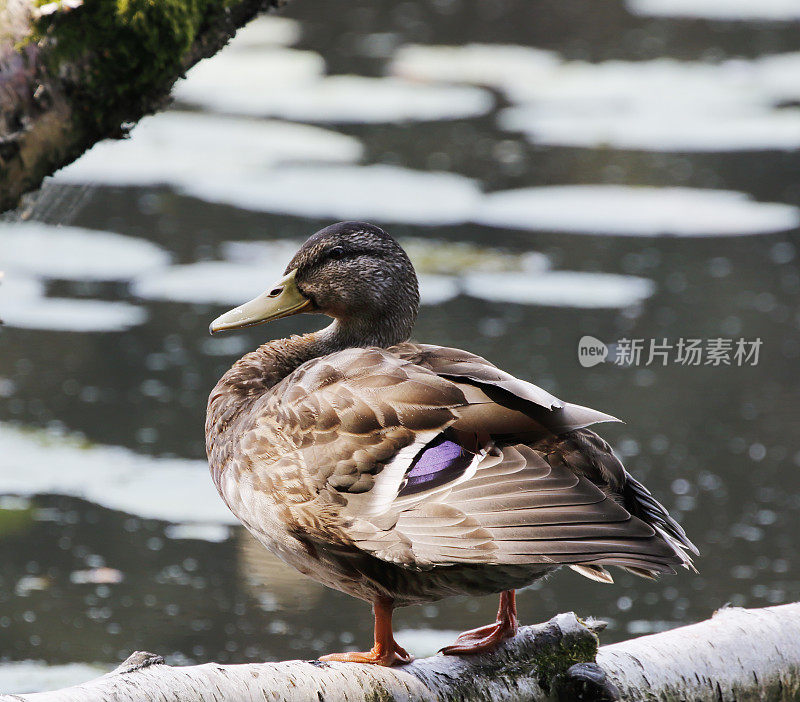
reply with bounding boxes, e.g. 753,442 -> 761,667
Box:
218,312 -> 414,396
316,310 -> 414,351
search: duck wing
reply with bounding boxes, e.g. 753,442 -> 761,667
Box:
390,342 -> 619,436
413,430 -> 694,569
244,345 -> 695,577
349,427 -> 696,577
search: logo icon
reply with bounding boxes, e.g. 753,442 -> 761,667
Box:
578,336 -> 608,368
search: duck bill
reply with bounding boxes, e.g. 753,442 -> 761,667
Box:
209,269 -> 313,334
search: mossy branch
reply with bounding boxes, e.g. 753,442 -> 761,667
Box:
1,613 -> 608,702
0,0 -> 282,213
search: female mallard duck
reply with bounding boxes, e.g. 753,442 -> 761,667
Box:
206,221 -> 697,666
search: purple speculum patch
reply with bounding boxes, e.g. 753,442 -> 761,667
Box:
402,435 -> 474,496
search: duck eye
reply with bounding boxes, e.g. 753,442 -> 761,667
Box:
328,246 -> 345,260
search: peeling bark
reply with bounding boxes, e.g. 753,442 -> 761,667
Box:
3,605 -> 799,702
0,0 -> 283,214
597,602 -> 800,702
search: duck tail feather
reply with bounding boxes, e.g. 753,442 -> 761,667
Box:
625,474 -> 699,558
570,564 -> 614,583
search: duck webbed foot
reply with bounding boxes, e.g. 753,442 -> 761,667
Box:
440,589 -> 519,656
319,595 -> 412,667
319,642 -> 411,666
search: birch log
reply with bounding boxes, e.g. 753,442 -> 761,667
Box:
597,602 -> 800,701
0,0 -> 282,214
2,613 -> 610,702
2,604 -> 799,702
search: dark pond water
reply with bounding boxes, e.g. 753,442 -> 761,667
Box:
1,0 -> 799,690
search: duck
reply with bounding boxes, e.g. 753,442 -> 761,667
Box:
205,221 -> 697,666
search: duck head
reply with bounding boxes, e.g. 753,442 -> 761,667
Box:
209,221 -> 420,347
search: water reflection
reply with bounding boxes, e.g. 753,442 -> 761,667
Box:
1,0 -> 799,693
237,530 -> 324,613
625,0 -> 800,22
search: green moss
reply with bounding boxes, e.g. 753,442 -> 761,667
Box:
363,688 -> 399,702
531,626 -> 600,692
0,505 -> 35,538
33,0 -> 235,131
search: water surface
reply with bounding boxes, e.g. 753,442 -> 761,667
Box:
1,0 -> 798,690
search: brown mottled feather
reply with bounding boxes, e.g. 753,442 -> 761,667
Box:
208,339 -> 695,604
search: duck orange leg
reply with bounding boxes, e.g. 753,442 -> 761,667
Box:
441,589 -> 519,655
319,595 -> 412,666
